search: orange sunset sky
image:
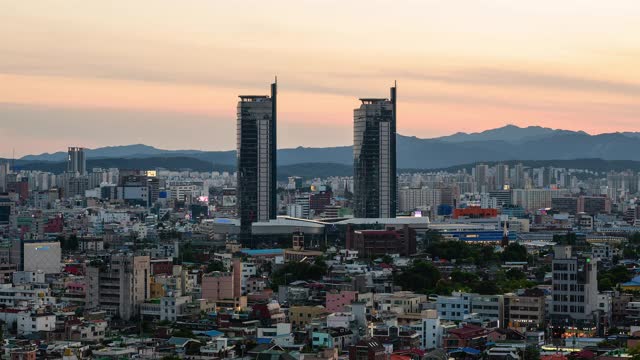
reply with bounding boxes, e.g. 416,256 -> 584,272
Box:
1,0 -> 639,157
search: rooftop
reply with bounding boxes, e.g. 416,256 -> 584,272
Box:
239,95 -> 271,102
359,98 -> 389,104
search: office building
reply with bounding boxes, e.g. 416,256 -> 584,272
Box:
353,85 -> 397,218
504,289 -> 546,330
550,245 -> 598,334
470,294 -> 504,325
10,240 -> 61,274
67,147 -> 86,175
117,174 -> 149,207
86,254 -> 150,321
489,190 -> 512,207
345,224 -> 416,257
237,82 -> 277,244
0,193 -> 15,226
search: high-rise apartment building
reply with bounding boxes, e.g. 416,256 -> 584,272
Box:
237,82 -> 277,245
0,162 -> 9,192
512,163 -> 525,189
494,163 -> 509,190
67,147 -> 86,176
474,164 -> 489,193
353,85 -> 396,218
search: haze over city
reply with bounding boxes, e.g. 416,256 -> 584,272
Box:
1,0 -> 640,157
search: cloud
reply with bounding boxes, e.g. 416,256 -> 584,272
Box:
398,68 -> 640,97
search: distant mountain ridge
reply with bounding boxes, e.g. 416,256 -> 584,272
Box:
435,124 -> 588,143
16,125 -> 640,169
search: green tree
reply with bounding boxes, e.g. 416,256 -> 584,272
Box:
629,232 -> 640,245
379,255 -> 394,264
423,230 -> 444,248
172,328 -> 196,338
179,242 -> 196,263
474,280 -> 501,295
206,260 -> 226,273
186,341 -> 203,355
505,268 -> 526,281
271,261 -> 327,286
394,261 -> 441,293
623,247 -> 637,259
630,344 -> 640,360
501,243 -> 528,262
450,270 -> 479,288
523,345 -> 540,360
598,265 -> 631,291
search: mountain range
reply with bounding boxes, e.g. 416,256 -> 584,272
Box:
11,125 -> 640,173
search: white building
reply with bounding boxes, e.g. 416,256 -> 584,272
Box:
327,312 -> 354,328
421,310 -> 443,350
256,323 -> 293,346
0,284 -> 55,307
591,243 -> 615,261
12,271 -> 46,285
17,311 -> 56,335
161,295 -> 191,322
436,292 -> 472,322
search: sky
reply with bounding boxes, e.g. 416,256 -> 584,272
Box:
1,0 -> 639,157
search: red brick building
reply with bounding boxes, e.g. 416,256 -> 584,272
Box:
453,207 -> 498,219
346,225 -> 416,257
443,324 -> 488,351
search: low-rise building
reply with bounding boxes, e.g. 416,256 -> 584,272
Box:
289,305 -> 328,328
17,311 -> 56,335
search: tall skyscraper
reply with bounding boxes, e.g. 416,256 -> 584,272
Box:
353,85 -> 397,218
512,163 -> 524,189
67,147 -> 86,175
494,163 -> 509,190
0,162 -> 10,192
237,82 -> 277,245
475,164 -> 489,193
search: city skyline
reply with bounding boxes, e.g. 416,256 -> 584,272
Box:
1,1 -> 640,157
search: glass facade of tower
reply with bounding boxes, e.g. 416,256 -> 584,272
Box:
237,83 -> 277,245
353,86 -> 397,218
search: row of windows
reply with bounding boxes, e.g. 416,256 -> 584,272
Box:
553,294 -> 585,302
553,284 -> 585,292
552,305 -> 585,313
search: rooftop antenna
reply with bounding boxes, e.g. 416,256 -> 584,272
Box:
11,148 -> 15,171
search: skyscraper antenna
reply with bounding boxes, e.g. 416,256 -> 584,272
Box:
275,75 -> 278,84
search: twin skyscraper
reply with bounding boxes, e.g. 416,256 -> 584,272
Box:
236,82 -> 397,244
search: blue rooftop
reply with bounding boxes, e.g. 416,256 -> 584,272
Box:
194,329 -> 224,338
167,337 -> 199,347
622,275 -> 640,286
241,249 -> 284,256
